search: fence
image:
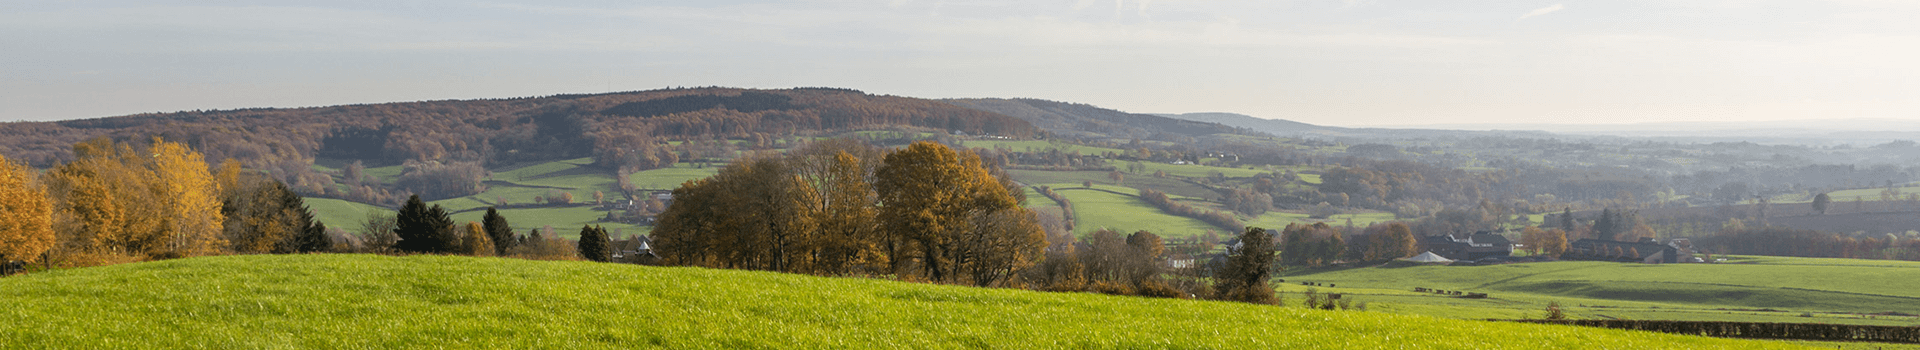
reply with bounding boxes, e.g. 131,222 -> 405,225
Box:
1497,319 -> 1920,343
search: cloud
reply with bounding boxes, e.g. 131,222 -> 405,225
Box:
1517,4 -> 1565,20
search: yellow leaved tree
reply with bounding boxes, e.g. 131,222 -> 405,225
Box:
0,153 -> 55,264
45,137 -> 224,263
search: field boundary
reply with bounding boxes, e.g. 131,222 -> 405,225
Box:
1496,319 -> 1920,343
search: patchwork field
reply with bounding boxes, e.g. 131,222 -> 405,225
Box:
1278,256 -> 1920,328
306,158 -> 698,240
0,254 -> 1799,349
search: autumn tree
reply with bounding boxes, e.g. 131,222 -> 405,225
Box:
1214,227 -> 1277,305
461,222 -> 495,256
358,211 -> 399,253
876,141 -> 1038,284
393,194 -> 458,253
221,171 -> 323,254
785,139 -> 888,274
45,137 -> 225,261
0,153 -> 54,264
1280,222 -> 1345,267
1520,226 -> 1570,257
1361,222 -> 1417,261
149,138 -> 228,256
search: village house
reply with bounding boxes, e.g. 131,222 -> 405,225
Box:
1418,232 -> 1514,261
610,235 -> 658,265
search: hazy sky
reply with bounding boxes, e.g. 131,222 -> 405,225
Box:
4,0 -> 1918,126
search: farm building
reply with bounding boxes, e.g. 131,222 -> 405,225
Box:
611,235 -> 657,265
1567,237 -> 1697,264
1418,232 -> 1514,260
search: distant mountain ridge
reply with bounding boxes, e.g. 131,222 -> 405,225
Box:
944,98 -> 1243,141
1153,112 -> 1554,140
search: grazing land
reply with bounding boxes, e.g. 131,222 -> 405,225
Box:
0,254 -> 1800,349
1279,256 -> 1920,328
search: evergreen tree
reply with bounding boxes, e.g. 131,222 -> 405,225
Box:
394,195 -> 457,253
1558,208 -> 1574,232
1213,227 -> 1277,305
1593,208 -> 1616,241
482,207 -> 515,254
577,225 -> 611,262
295,221 -> 332,253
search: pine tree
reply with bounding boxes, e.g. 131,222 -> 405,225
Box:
577,225 -> 611,262
295,221 -> 332,253
394,195 -> 457,253
482,207 -> 515,254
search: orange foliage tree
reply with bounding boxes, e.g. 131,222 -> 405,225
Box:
0,153 -> 54,264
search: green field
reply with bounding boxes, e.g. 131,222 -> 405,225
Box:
305,197 -> 393,229
307,158 -> 701,239
447,206 -> 647,239
1104,159 -> 1270,178
1278,256 -> 1920,328
0,255 -> 1798,349
959,139 -> 1125,155
1051,186 -> 1225,238
624,163 -> 720,191
1010,170 -> 1218,199
1242,211 -> 1398,230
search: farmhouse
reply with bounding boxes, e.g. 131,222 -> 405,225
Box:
1418,232 -> 1514,260
611,235 -> 658,264
1567,237 -> 1697,264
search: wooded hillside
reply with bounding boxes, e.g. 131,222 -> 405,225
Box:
0,87 -> 1038,169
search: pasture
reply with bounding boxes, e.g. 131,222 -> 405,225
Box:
0,254 -> 1797,349
1051,186 -> 1224,238
1279,256 -> 1920,327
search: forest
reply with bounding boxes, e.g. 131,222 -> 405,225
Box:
9,86 -> 1920,294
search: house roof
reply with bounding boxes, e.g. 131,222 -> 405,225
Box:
1469,233 -> 1512,246
1403,251 -> 1453,263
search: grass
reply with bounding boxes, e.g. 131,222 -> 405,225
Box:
307,158 -> 689,238
1009,170 -> 1218,199
1051,185 -> 1225,239
447,206 -> 647,239
959,139 -> 1125,155
624,163 -> 719,191
1103,159 -> 1270,178
1242,211 -> 1398,230
0,254 -> 1801,349
305,198 -> 393,229
1278,256 -> 1920,327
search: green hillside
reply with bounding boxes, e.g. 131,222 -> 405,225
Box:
1278,256 -> 1920,327
0,255 -> 1800,349
305,197 -> 393,230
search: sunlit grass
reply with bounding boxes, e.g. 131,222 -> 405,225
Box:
0,255 -> 1800,349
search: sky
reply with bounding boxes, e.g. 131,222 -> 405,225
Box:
3,0 -> 1918,126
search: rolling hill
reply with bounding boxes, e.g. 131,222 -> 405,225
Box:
0,254 -> 1800,349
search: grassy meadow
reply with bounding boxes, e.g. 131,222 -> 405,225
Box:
1277,256 -> 1920,327
0,254 -> 1805,349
